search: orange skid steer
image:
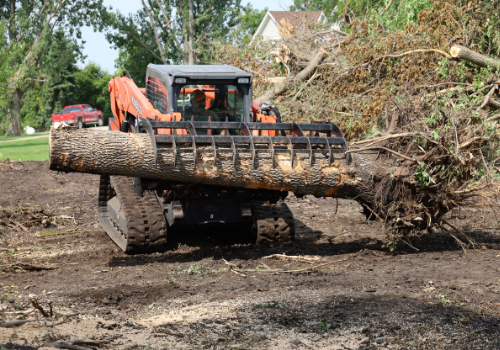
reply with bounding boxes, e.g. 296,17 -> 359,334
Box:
100,64 -> 348,253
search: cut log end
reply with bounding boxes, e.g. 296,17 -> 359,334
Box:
450,45 -> 462,58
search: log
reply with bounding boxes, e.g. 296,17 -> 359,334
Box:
49,127 -> 385,206
488,98 -> 500,109
450,45 -> 500,71
254,48 -> 328,105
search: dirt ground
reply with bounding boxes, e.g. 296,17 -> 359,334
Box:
0,160 -> 499,350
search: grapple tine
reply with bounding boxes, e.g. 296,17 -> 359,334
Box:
138,117 -> 158,164
268,136 -> 275,168
230,136 -> 236,167
325,137 -> 332,166
192,136 -> 197,168
241,122 -> 256,169
172,136 -> 177,167
306,137 -> 313,167
212,136 -> 216,166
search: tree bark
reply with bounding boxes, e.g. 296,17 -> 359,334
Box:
8,89 -> 22,136
49,127 -> 385,207
255,48 -> 328,105
187,0 -> 195,65
178,0 -> 189,64
450,45 -> 500,71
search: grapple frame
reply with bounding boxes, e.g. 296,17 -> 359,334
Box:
138,118 -> 350,168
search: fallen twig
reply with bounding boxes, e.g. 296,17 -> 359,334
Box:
42,341 -> 92,350
72,339 -> 110,346
350,132 -> 439,146
230,269 -> 246,277
262,253 -> 321,262
9,219 -> 28,231
0,319 -> 37,328
32,298 -> 49,318
442,220 -> 475,248
458,136 -> 488,149
222,258 -> 246,277
3,308 -> 35,316
231,255 -> 353,275
347,146 -> 417,163
476,84 -> 498,111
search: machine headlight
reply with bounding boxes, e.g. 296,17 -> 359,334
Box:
175,78 -> 187,84
237,78 -> 250,84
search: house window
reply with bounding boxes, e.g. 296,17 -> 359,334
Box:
146,76 -> 168,114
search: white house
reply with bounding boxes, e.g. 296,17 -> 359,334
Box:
252,11 -> 338,41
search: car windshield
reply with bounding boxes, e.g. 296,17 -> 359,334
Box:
64,106 -> 81,113
176,84 -> 245,123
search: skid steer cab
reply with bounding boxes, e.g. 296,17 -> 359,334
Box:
108,64 -> 274,134
102,64 -> 348,254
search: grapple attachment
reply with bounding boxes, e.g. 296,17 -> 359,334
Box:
138,118 -> 350,168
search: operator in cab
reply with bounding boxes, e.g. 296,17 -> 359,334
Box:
182,89 -> 221,135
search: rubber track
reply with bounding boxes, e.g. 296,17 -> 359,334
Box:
253,202 -> 295,243
98,175 -> 166,254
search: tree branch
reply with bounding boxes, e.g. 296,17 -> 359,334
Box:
141,0 -> 166,64
476,84 -> 498,111
255,48 -> 328,105
450,45 -> 500,71
154,0 -> 180,49
346,146 -> 418,163
128,31 -> 163,62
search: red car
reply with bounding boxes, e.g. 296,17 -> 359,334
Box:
51,104 -> 104,128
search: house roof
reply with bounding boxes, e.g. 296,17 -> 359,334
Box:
269,11 -> 325,27
252,10 -> 326,41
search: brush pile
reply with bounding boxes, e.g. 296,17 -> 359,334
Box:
213,0 -> 500,244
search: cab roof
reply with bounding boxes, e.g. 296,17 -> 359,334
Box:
147,64 -> 252,82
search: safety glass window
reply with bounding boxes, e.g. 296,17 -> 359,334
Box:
176,85 -> 244,122
146,76 -> 168,113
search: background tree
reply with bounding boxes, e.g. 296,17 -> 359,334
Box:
290,0 -> 341,17
0,0 -> 105,135
74,63 -> 114,122
104,0 -> 265,82
20,28 -> 82,131
227,3 -> 266,43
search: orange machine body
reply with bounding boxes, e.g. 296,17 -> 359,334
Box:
108,77 -> 276,136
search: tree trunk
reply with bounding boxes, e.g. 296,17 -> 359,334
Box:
179,0 -> 189,64
8,89 -> 22,136
187,0 -> 195,65
49,127 -> 385,207
450,45 -> 500,71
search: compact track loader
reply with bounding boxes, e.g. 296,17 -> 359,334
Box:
98,64 -> 348,253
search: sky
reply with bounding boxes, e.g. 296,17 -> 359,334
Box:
79,0 -> 293,73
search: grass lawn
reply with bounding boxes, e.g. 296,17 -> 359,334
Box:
0,131 -> 50,142
0,137 -> 49,161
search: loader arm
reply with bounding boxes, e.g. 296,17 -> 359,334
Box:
108,75 -> 181,134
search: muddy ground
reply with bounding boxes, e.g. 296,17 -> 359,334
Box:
0,160 -> 499,349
